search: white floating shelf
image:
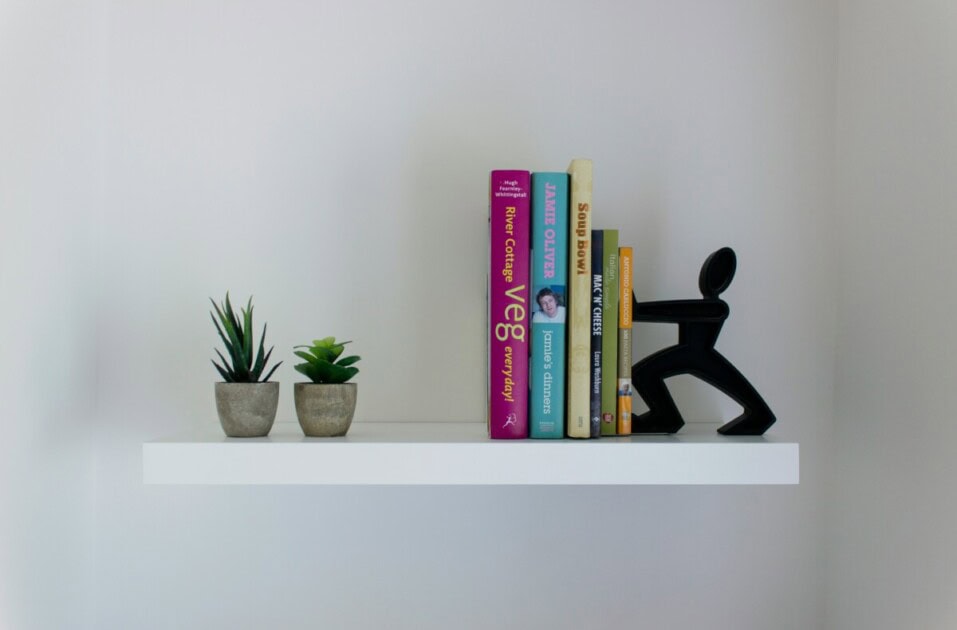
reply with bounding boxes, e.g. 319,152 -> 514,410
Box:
143,421 -> 798,486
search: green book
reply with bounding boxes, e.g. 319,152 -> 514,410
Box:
599,230 -> 619,435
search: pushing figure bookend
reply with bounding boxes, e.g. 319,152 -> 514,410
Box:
630,247 -> 776,436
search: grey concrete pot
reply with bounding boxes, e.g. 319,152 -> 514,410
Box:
294,382 -> 357,437
214,382 -> 279,438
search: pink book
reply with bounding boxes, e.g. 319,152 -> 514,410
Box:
488,170 -> 531,439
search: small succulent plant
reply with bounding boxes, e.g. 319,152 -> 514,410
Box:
210,293 -> 282,383
294,337 -> 361,384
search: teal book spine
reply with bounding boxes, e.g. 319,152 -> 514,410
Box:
529,172 -> 569,439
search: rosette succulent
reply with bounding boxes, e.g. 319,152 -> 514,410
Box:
294,337 -> 361,384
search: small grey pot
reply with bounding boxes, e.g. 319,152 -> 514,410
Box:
215,382 -> 279,438
294,382 -> 357,437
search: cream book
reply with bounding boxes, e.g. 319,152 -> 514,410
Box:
565,158 -> 593,438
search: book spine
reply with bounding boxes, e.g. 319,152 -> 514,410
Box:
488,170 -> 531,439
589,230 -> 603,438
529,173 -> 569,439
617,246 -> 633,435
566,159 -> 593,438
600,230 -> 619,435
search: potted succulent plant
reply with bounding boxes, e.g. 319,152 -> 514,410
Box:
293,337 -> 361,437
210,293 -> 282,437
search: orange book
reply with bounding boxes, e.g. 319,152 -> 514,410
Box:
617,247 -> 633,434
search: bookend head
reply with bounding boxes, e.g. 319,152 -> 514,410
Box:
699,247 -> 736,298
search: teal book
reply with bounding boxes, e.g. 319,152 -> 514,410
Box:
529,172 -> 569,438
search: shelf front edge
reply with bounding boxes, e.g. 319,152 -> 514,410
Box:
143,436 -> 799,486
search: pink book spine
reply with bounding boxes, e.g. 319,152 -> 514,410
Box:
488,170 -> 531,439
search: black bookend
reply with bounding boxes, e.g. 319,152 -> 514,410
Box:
629,247 -> 776,436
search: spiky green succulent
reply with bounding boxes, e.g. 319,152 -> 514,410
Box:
294,337 -> 360,384
210,293 -> 282,383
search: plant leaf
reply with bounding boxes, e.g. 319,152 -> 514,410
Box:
211,359 -> 232,382
223,293 -> 238,337
294,350 -> 322,365
211,306 -> 244,376
252,344 -> 275,382
214,349 -> 235,377
293,362 -> 319,382
243,298 -> 254,370
306,345 -> 336,363
213,296 -> 248,375
209,308 -> 234,354
260,361 -> 282,382
329,340 -> 351,360
312,361 -> 357,384
224,293 -> 246,364
337,355 -> 361,367
210,310 -> 238,372
252,323 -> 268,379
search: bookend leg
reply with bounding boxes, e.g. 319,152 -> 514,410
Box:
693,351 -> 776,436
631,347 -> 686,434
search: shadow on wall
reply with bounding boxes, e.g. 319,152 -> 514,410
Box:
388,97 -> 540,421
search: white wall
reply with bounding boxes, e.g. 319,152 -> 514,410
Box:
0,3 -> 100,628
3,1 -> 839,628
828,2 -> 957,629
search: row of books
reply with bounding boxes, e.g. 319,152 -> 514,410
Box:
487,159 -> 636,439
